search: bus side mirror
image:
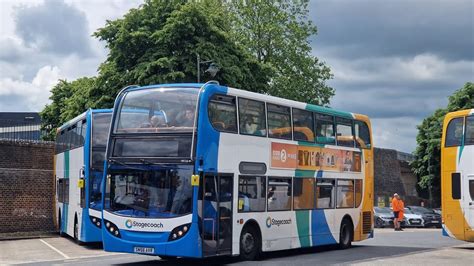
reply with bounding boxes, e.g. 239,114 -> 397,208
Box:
80,167 -> 85,178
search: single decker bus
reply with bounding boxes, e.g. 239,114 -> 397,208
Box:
441,109 -> 474,242
101,82 -> 374,260
55,109 -> 112,243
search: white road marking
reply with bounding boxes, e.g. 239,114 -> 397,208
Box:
39,239 -> 70,259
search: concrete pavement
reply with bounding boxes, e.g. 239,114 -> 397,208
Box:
0,229 -> 472,265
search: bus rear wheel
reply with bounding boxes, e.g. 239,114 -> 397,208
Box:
338,219 -> 353,249
58,210 -> 65,237
239,225 -> 261,261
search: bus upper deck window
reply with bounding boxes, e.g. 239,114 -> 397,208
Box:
465,116 -> 474,145
315,114 -> 335,145
267,104 -> 291,140
292,108 -> 315,142
238,98 -> 266,137
336,117 -> 354,147
445,117 -> 464,147
355,121 -> 371,149
208,94 -> 237,133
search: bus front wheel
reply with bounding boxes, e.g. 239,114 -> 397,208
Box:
73,217 -> 83,245
239,225 -> 261,261
338,219 -> 353,249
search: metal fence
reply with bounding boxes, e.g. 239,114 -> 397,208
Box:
0,119 -> 44,141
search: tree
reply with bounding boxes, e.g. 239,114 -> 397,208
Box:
40,77 -> 96,140
229,0 -> 334,105
90,0 -> 271,108
411,82 -> 474,206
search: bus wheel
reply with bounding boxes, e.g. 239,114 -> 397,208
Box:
338,219 -> 353,249
239,225 -> 261,261
73,219 -> 83,245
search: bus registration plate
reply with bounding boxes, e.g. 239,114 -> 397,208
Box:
134,247 -> 154,254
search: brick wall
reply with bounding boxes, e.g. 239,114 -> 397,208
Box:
0,139 -> 55,234
374,147 -> 422,207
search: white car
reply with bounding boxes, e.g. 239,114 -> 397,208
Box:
402,208 -> 424,227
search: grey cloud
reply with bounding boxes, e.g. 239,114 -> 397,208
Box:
13,0 -> 93,57
310,0 -> 474,61
0,38 -> 25,62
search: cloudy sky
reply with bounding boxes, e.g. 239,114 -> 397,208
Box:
0,0 -> 473,152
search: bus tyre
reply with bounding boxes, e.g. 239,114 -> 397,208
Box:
58,210 -> 65,237
339,219 -> 353,249
239,225 -> 261,261
73,219 -> 83,245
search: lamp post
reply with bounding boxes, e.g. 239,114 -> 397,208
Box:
196,53 -> 219,83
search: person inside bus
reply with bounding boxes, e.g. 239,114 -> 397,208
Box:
243,115 -> 259,134
174,107 -> 195,127
150,115 -> 167,128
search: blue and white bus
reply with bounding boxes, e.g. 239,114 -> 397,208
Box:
102,83 -> 373,260
55,109 -> 112,243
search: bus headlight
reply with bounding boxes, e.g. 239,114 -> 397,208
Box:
90,216 -> 102,228
104,220 -> 121,238
168,223 -> 191,241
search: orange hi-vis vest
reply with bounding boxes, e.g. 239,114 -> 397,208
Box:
392,198 -> 403,212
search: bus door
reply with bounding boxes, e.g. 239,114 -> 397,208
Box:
202,174 -> 233,256
467,175 -> 474,232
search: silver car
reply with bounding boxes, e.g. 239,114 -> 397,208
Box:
402,208 -> 424,227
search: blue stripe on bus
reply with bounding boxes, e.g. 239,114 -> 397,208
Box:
195,84 -> 228,173
63,150 -> 69,233
311,209 -> 337,246
81,110 -> 92,241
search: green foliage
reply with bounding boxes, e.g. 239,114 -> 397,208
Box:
90,0 -> 271,108
40,77 -> 96,140
229,0 -> 334,105
411,82 -> 474,205
41,0 -> 333,139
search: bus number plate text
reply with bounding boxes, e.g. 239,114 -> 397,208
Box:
134,247 -> 154,254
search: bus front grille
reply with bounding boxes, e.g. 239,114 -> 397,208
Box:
362,211 -> 372,234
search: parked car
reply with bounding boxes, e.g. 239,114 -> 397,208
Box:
406,206 -> 442,228
402,208 -> 424,227
433,208 -> 442,215
374,207 -> 406,228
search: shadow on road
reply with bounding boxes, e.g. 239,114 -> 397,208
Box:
114,245 -> 432,265
454,246 -> 474,251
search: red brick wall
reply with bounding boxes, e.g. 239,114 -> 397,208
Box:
0,140 -> 55,233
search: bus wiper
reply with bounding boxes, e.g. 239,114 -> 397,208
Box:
108,159 -> 142,170
140,159 -> 156,165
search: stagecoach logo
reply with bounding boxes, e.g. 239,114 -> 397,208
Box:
125,219 -> 133,229
124,219 -> 164,229
266,216 -> 292,228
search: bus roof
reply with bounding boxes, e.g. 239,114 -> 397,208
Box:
57,109 -> 112,132
444,109 -> 474,121
120,83 -> 368,121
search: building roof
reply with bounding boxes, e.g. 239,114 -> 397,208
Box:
0,112 -> 41,126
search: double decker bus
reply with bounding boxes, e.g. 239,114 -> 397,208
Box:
55,109 -> 112,243
102,82 -> 373,260
441,109 -> 474,242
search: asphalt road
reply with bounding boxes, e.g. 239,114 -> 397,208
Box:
1,229 -> 473,265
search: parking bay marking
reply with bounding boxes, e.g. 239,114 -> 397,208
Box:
39,239 -> 70,259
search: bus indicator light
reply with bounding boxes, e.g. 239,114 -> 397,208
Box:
191,175 -> 199,186
77,179 -> 84,188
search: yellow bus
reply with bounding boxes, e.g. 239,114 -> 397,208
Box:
441,109 -> 474,242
